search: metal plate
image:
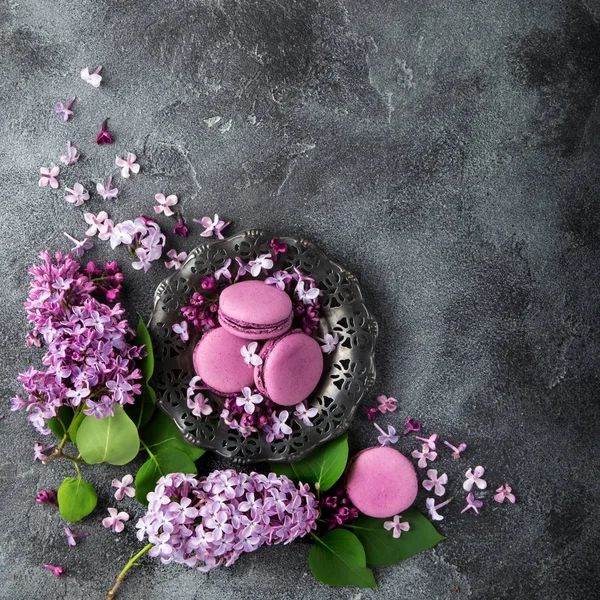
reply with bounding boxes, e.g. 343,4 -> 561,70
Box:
148,230 -> 378,464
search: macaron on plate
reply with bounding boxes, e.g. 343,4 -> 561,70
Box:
148,230 -> 377,463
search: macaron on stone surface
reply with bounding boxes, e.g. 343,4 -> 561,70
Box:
344,446 -> 418,518
218,280 -> 293,340
192,327 -> 256,395
254,330 -> 323,406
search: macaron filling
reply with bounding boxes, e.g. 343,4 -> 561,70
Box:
218,310 -> 293,339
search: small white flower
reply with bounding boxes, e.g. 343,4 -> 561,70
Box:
319,333 -> 339,354
115,153 -> 140,178
296,280 -> 321,304
64,183 -> 89,207
240,342 -> 263,367
294,402 -> 318,426
248,253 -> 274,277
235,387 -> 263,414
80,66 -> 102,88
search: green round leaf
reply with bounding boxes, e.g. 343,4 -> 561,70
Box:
344,507 -> 446,566
76,405 -> 140,465
57,477 -> 97,522
291,434 -> 348,491
68,408 -> 86,444
125,382 -> 156,429
309,529 -> 377,588
136,317 -> 154,382
135,448 -> 198,505
47,406 -> 74,440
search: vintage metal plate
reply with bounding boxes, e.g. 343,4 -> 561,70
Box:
148,230 -> 377,464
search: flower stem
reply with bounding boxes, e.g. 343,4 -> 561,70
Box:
106,543 -> 153,600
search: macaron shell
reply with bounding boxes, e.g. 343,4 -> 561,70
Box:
344,447 -> 418,518
254,331 -> 323,406
192,327 -> 255,395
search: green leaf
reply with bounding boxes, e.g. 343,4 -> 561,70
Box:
76,405 -> 140,465
68,409 -> 86,444
291,434 -> 348,491
135,448 -> 198,505
47,406 -> 74,440
345,508 -> 446,566
136,317 -> 154,382
309,529 -> 377,588
57,477 -> 97,522
125,382 -> 156,429
270,463 -> 298,481
141,409 -> 205,462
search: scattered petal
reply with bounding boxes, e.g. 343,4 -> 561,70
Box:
64,232 -> 93,258
318,333 -> 339,354
403,417 -> 421,435
426,497 -> 452,521
64,182 -> 89,207
115,153 -> 140,178
422,469 -> 448,497
376,395 -> 398,414
374,423 -> 399,446
102,508 -> 129,532
494,483 -> 516,504
194,214 -> 230,239
383,514 -> 410,538
415,433 -> 439,451
96,175 -> 118,201
60,141 -> 80,165
64,526 -> 89,547
241,342 -> 263,366
81,66 -> 102,87
463,466 -> 487,492
96,119 -> 113,145
461,492 -> 483,515
164,249 -> 187,270
444,440 -> 467,460
39,166 -> 60,189
172,321 -> 189,342
44,564 -> 65,578
411,443 -> 437,468
112,474 -> 135,501
293,402 -> 318,426
54,97 -> 75,122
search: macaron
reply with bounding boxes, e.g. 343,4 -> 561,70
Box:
344,447 -> 418,518
218,280 -> 293,340
192,327 -> 255,395
254,330 -> 323,406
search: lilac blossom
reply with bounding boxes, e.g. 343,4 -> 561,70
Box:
96,176 -> 118,201
240,342 -> 262,367
412,444 -> 437,468
234,257 -> 251,279
214,258 -> 232,281
64,527 -> 88,546
463,466 -> 487,492
318,333 -> 338,354
293,402 -> 318,426
194,214 -> 229,239
403,417 -> 421,435
112,475 -> 136,501
35,489 -> 58,507
39,167 -> 60,189
60,141 -> 80,166
136,470 -> 318,571
383,515 -> 410,539
34,442 -> 53,461
426,497 -> 452,521
115,153 -> 140,178
494,483 -> 516,504
415,433 -> 439,451
103,508 -> 130,532
236,388 -> 263,415
54,97 -> 75,122
154,193 -> 178,216
64,183 -> 89,207
422,469 -> 448,497
376,395 -> 398,413
180,292 -> 218,331
164,249 -> 187,269
63,233 -> 93,258
84,211 -> 110,237
269,238 -> 288,260
187,392 -> 213,417
444,440 -> 467,460
265,270 -> 292,291
295,280 -> 321,304
96,119 -> 113,145
461,493 -> 483,515
320,487 -> 359,530
366,407 -> 379,422
44,564 -> 65,577
81,66 -> 102,87
174,217 -> 188,237
249,253 -> 274,277
374,423 -> 399,446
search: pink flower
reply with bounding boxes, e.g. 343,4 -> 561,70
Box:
187,393 -> 213,417
318,333 -> 339,354
64,183 -> 89,206
154,193 -> 178,216
403,417 -> 421,435
35,489 -> 58,507
164,249 -> 187,269
96,119 -> 113,145
235,387 -> 263,415
115,153 -> 140,178
102,508 -> 129,532
294,402 -> 318,426
494,483 -> 516,504
269,238 -> 288,260
172,321 -> 189,342
60,141 -> 80,165
249,253 -> 274,277
265,270 -> 292,290
96,175 -> 118,201
84,211 -> 110,237
44,564 -> 65,578
366,407 -> 379,422
463,466 -> 487,492
234,257 -> 251,279
444,440 -> 467,460
415,433 -> 438,450
64,526 -> 88,546
425,497 -> 452,521
241,342 -> 262,366
112,474 -> 136,501
174,217 -> 188,237
215,258 -> 232,281
295,280 -> 321,304
376,395 -> 398,414
33,442 -> 53,461
411,443 -> 437,468
63,233 -> 93,258
39,167 -> 60,189
374,423 -> 399,446
461,492 -> 483,515
81,66 -> 102,87
54,97 -> 75,122
383,514 -> 410,538
194,214 -> 229,239
422,469 -> 448,497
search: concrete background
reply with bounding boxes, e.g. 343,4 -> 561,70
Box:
1,0 -> 599,598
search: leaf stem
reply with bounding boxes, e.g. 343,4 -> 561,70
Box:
106,543 -> 153,600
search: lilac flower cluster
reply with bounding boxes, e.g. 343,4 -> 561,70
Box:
11,251 -> 144,433
319,487 -> 359,531
136,470 -> 319,572
180,289 -> 219,331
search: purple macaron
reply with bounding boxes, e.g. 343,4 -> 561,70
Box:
254,330 -> 323,406
218,280 -> 293,340
193,327 -> 255,395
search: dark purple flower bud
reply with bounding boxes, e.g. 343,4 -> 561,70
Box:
338,507 -> 351,519
269,238 -> 288,260
257,414 -> 269,429
96,119 -> 113,145
35,489 -> 58,507
323,496 -> 338,508
174,218 -> 189,237
201,277 -> 216,291
44,564 -> 65,578
366,407 -> 378,422
241,413 -> 255,427
209,303 -> 218,313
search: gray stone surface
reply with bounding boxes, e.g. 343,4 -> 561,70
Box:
1,0 -> 599,598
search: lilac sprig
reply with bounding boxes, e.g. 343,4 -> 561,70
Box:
319,487 -> 360,531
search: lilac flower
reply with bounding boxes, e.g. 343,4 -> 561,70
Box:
265,270 -> 292,290
172,321 -> 189,342
174,217 -> 188,237
63,233 -> 93,258
236,387 -> 263,415
154,193 -> 178,216
84,211 -> 110,237
494,483 -> 516,504
444,440 -> 467,460
403,417 -> 421,435
463,466 -> 487,492
294,402 -> 318,426
426,497 -> 452,521
115,153 -> 140,178
270,411 -> 292,436
269,238 -> 288,260
376,395 -> 398,414
241,342 -> 262,367
44,564 -> 65,577
64,183 -> 89,207
39,167 -> 60,189
411,444 -> 437,468
96,119 -> 113,145
374,423 -> 399,446
33,442 -> 53,461
102,508 -> 129,532
215,258 -> 233,281
415,433 -> 438,450
81,66 -> 102,87
249,253 -> 274,277
35,489 -> 58,507
295,280 -> 321,304
422,469 -> 448,497
187,393 -> 213,417
64,527 -> 88,547
366,407 -> 379,422
54,97 -> 75,122
163,249 -> 187,270
112,475 -> 136,501
65,386 -> 90,407
318,333 -> 339,354
383,515 -> 410,538
320,487 -> 360,530
96,176 -> 118,201
60,141 -> 80,165
195,214 -> 229,239
461,492 -> 483,515
234,257 -> 251,279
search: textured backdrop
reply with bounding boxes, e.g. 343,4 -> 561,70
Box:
0,0 -> 599,599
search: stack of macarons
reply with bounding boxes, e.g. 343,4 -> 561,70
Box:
193,280 -> 324,407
